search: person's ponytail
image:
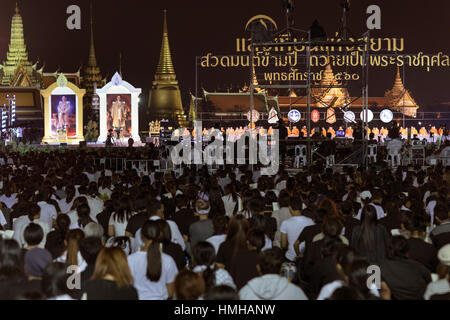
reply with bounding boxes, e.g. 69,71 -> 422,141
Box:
146,240 -> 162,282
142,221 -> 162,282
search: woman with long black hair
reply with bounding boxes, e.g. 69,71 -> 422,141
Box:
127,220 -> 178,300
351,205 -> 390,264
108,196 -> 135,237
192,241 -> 235,291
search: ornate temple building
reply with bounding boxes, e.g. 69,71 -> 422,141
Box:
148,10 -> 186,125
190,62 -> 419,127
384,67 -> 419,118
0,3 -> 82,127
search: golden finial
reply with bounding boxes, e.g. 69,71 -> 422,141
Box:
155,9 -> 175,76
15,2 -> 19,14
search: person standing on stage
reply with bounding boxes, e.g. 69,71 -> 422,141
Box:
111,95 -> 127,133
57,96 -> 71,129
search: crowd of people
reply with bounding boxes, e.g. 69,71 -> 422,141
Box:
0,137 -> 448,300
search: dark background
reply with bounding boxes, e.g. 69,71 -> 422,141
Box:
0,0 -> 449,116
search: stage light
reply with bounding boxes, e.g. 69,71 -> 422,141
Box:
309,19 -> 327,42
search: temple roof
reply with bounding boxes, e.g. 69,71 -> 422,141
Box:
384,67 -> 419,117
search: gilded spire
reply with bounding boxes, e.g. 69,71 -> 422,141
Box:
88,1 -> 97,68
155,9 -> 176,77
1,1 -> 39,86
392,66 -> 405,92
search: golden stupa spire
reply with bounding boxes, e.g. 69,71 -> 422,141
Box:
393,66 -> 405,91
15,2 -> 19,14
88,1 -> 98,68
156,9 -> 176,77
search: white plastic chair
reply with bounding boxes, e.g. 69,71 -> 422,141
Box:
294,145 -> 307,168
326,155 -> 335,168
387,146 -> 402,167
368,144 -> 377,163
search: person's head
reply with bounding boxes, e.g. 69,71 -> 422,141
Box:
175,194 -> 188,209
345,258 -> 376,299
289,194 -> 303,214
212,215 -> 227,235
84,222 -> 104,239
24,248 -> 52,278
24,223 -> 44,248
117,95 -> 121,102
278,190 -> 290,208
65,229 -> 85,267
79,237 -> 103,266
387,236 -> 409,260
435,203 -> 450,223
204,285 -> 240,300
141,221 -> 163,282
257,248 -> 283,275
247,229 -> 265,253
91,247 -> 134,288
27,203 -> 41,221
227,215 -> 249,253
147,201 -> 164,218
437,244 -> 450,280
56,214 -> 70,238
61,96 -> 66,102
174,270 -> 205,300
156,219 -> 172,244
340,200 -> 354,217
0,239 -> 24,280
195,199 -> 211,217
76,203 -> 91,229
41,262 -> 72,299
322,215 -> 344,238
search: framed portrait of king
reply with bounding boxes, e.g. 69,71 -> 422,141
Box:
96,72 -> 142,144
41,74 -> 85,144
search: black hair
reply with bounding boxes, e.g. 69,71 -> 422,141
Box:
192,241 -> 217,291
41,262 -> 71,298
45,231 -> 66,260
24,223 -> 44,247
141,221 -> 162,282
204,285 -> 239,300
0,239 -> 24,280
27,203 -> 41,221
387,235 -> 409,260
258,248 -> 283,275
248,230 -> 265,253
212,215 -> 227,235
79,237 -> 103,265
76,204 -> 92,229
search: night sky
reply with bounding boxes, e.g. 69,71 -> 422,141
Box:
0,0 -> 449,112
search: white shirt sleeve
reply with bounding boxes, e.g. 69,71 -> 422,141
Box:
0,210 -> 6,226
168,220 -> 186,251
108,214 -> 115,226
164,255 -> 178,284
280,220 -> 288,234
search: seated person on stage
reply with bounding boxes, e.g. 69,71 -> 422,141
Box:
368,132 -> 377,145
419,127 -> 428,136
291,126 -> 300,137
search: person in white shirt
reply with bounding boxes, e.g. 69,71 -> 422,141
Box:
86,182 -> 104,223
0,183 -> 18,209
57,185 -> 76,214
108,197 -> 135,237
13,203 -> 49,248
36,189 -> 58,230
272,191 -> 292,247
355,191 -> 385,220
55,229 -> 87,273
192,241 -> 236,290
127,220 -> 178,300
239,248 -> 308,300
206,215 -> 227,254
280,195 -> 314,261
221,184 -> 240,218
